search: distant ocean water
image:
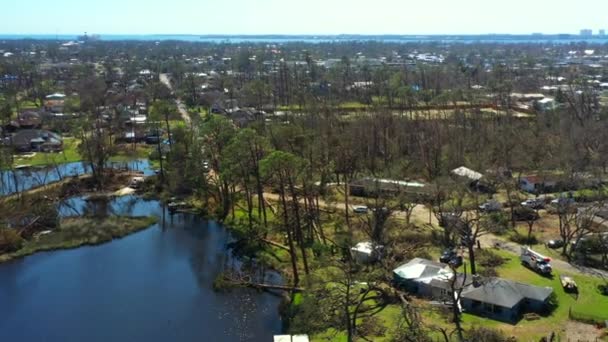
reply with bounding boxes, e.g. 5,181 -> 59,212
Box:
2,34 -> 608,44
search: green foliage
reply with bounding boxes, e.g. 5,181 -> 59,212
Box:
508,232 -> 539,245
481,211 -> 510,235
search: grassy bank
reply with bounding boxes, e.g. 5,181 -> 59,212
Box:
0,215 -> 158,263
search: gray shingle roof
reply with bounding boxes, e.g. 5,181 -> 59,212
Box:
461,277 -> 553,308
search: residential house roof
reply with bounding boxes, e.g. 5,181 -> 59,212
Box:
393,258 -> 453,284
451,166 -> 483,181
461,277 -> 553,309
8,129 -> 62,149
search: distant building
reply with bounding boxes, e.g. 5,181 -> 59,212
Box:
7,129 -> 63,153
580,29 -> 593,36
600,29 -> 606,36
348,177 -> 428,198
535,97 -> 557,112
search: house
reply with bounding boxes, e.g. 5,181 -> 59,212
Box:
392,258 -> 454,297
460,277 -> 554,323
393,258 -> 554,323
519,175 -> 559,193
44,93 -> 66,113
8,129 -> 63,152
349,177 -> 428,199
228,108 -> 255,127
17,111 -> 42,128
450,166 -> 492,192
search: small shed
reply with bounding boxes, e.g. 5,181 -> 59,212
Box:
350,241 -> 383,263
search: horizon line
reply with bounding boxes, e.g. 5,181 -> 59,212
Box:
0,32 -> 591,37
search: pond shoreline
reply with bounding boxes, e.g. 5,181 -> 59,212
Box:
0,215 -> 158,264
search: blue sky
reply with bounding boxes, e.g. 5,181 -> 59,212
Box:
1,0 -> 607,35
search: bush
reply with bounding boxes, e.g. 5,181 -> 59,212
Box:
509,233 -> 539,245
481,212 -> 510,235
477,249 -> 506,268
479,267 -> 498,277
512,207 -> 539,221
357,316 -> 386,337
466,327 -> 514,342
0,229 -> 23,253
543,292 -> 559,315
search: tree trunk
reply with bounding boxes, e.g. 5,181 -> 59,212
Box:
468,243 -> 477,275
279,180 -> 299,286
289,179 -> 309,275
344,176 -> 351,230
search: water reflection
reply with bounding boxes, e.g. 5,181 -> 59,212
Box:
0,196 -> 283,342
1,159 -> 155,196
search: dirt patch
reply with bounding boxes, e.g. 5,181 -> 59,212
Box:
564,320 -> 604,342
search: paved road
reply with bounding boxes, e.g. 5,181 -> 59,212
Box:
159,73 -> 192,126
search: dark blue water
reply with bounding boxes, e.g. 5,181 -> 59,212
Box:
2,34 -> 608,44
0,196 -> 283,341
0,159 -> 154,196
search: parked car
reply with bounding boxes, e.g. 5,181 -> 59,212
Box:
546,239 -> 564,249
479,200 -> 502,212
521,198 -> 545,209
352,205 -> 369,214
439,249 -> 463,267
551,197 -> 575,206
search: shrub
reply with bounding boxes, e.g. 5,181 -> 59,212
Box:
509,233 -> 539,245
479,267 -> 498,277
357,316 -> 386,337
481,212 -> 510,235
477,249 -> 507,268
0,229 -> 23,253
466,327 -> 514,342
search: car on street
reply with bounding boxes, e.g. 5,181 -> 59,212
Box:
521,198 -> 545,209
546,239 -> 564,249
439,249 -> 463,267
479,200 -> 502,212
352,205 -> 369,214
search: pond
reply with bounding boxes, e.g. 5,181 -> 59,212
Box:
0,159 -> 155,196
0,196 -> 283,341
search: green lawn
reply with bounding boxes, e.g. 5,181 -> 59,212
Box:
308,248 -> 608,342
109,144 -> 154,162
461,249 -> 608,340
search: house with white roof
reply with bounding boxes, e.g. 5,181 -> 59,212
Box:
393,258 -> 554,323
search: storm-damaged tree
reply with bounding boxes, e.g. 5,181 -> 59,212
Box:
260,151 -> 309,285
78,118 -> 116,190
